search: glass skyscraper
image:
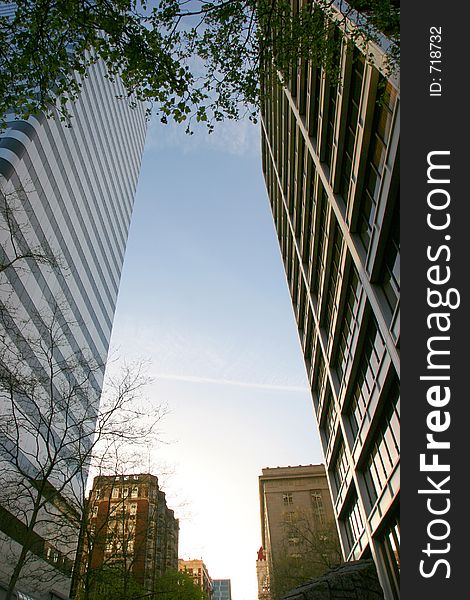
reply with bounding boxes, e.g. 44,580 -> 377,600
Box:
260,5 -> 400,599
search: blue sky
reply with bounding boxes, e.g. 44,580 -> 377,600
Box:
108,115 -> 325,600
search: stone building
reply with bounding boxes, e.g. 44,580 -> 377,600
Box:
259,465 -> 340,599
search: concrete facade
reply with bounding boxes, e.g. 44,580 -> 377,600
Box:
259,465 -> 340,599
260,4 -> 400,598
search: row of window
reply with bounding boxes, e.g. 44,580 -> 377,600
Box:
331,372 -> 399,497
355,81 -> 398,251
94,482 -> 150,500
343,492 -> 364,555
266,162 -> 398,403
347,316 -> 387,442
282,490 -> 326,526
264,63 -> 398,291
379,511 -> 400,599
331,377 -> 399,563
363,380 -> 400,510
339,52 -> 365,199
91,500 -> 139,518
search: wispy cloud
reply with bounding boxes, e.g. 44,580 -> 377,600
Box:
152,372 -> 308,393
145,113 -> 261,157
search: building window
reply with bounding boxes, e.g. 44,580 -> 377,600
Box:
334,266 -> 361,386
308,66 -> 322,144
284,511 -> 296,524
380,200 -> 400,320
288,536 -> 300,555
343,493 -> 364,555
311,186 -> 328,300
363,379 -> 400,510
324,83 -> 338,170
311,491 -> 326,527
332,438 -> 349,497
301,157 -> 315,265
112,488 -> 120,499
357,80 -> 397,251
321,219 -> 342,336
92,505 -> 98,518
46,547 -> 59,563
339,52 -> 365,200
304,308 -> 316,366
346,315 -> 386,441
283,492 -> 293,506
321,386 -> 336,450
312,351 -> 326,414
131,486 -> 139,498
130,503 -> 137,515
378,513 -> 400,600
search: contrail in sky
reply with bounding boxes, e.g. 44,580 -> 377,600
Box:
153,373 -> 308,393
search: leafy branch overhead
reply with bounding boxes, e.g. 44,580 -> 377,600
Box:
0,0 -> 399,131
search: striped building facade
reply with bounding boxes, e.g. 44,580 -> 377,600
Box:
260,5 -> 400,599
0,49 -> 146,598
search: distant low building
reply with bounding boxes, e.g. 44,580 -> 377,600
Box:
178,558 -> 213,599
212,578 -> 232,600
74,474 -> 178,596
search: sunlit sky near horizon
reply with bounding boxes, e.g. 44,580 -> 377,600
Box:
107,115 -> 326,600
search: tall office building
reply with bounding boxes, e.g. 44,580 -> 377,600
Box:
212,579 -> 232,600
260,4 -> 400,599
0,35 -> 146,597
74,474 -> 179,595
258,465 -> 340,599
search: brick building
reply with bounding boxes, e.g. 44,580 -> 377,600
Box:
74,474 -> 178,595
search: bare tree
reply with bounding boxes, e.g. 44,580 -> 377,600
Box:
0,180 -> 60,277
74,477 -> 153,600
270,513 -> 342,599
0,302 -> 165,599
0,171 -> 168,598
